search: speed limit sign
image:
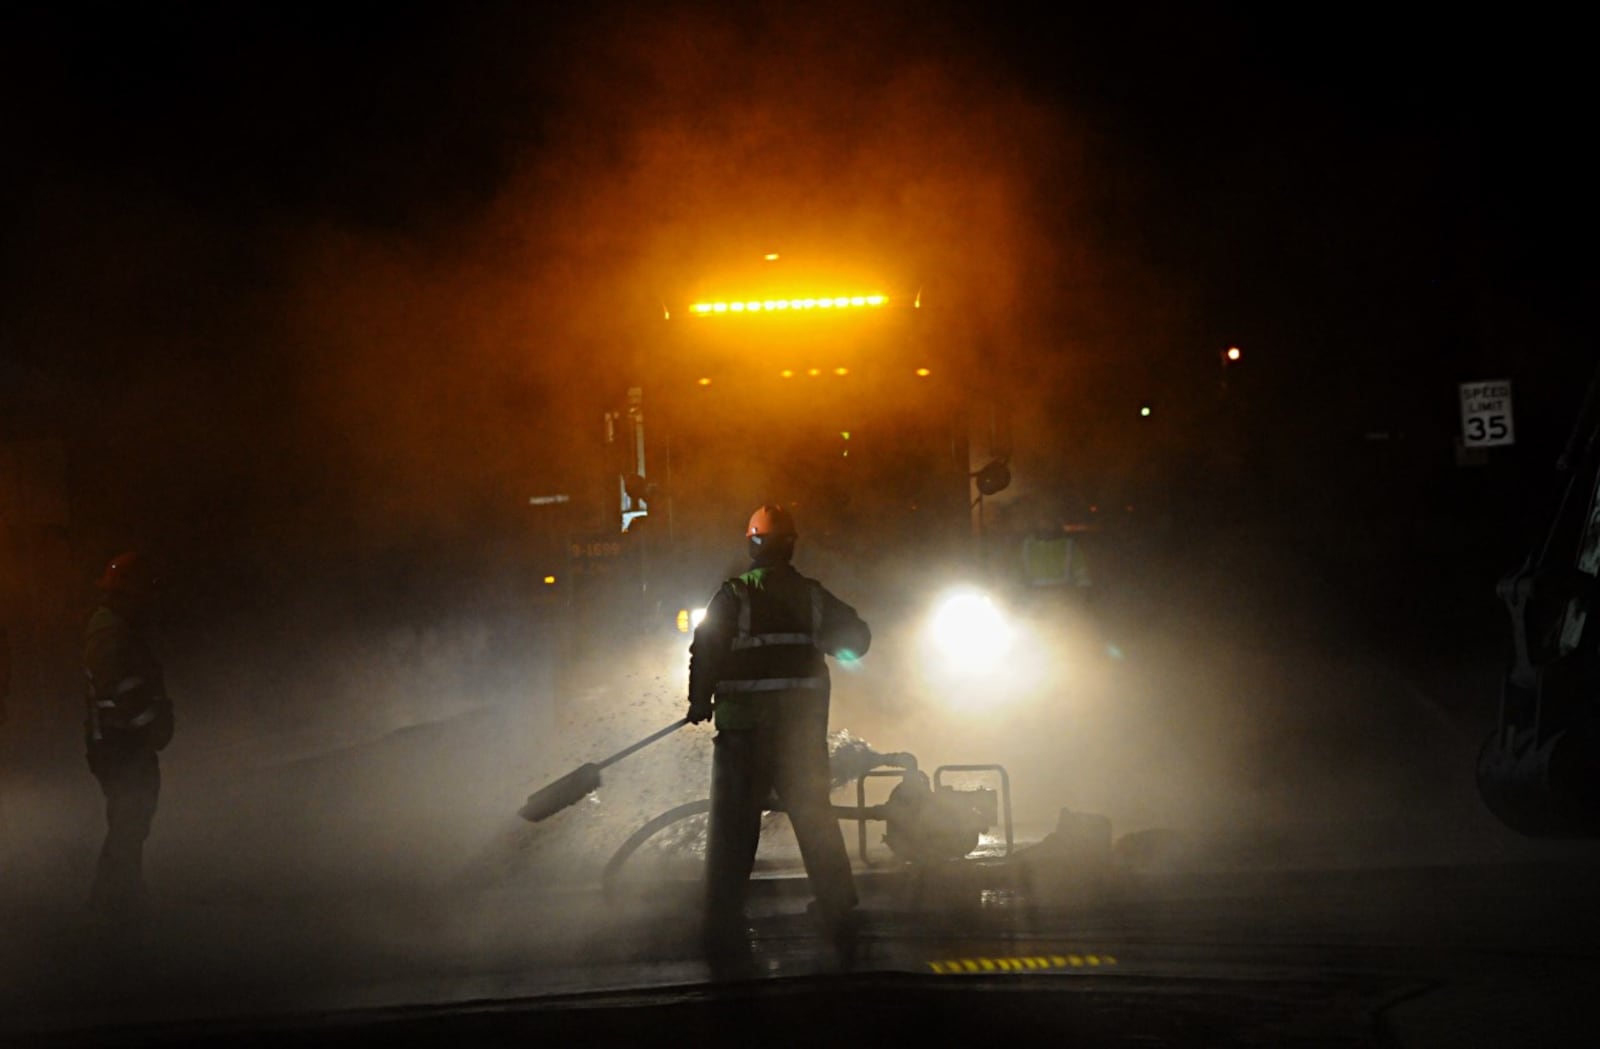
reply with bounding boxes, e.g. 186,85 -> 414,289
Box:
1459,379 -> 1514,448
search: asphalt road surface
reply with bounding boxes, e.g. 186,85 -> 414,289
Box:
5,827 -> 1600,1047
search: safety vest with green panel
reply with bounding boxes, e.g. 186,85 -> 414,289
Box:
688,563 -> 871,730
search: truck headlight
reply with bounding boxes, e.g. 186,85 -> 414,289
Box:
923,588 -> 1013,675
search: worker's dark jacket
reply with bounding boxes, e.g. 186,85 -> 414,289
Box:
84,605 -> 173,753
689,563 -> 870,731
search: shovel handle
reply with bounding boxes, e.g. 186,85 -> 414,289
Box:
596,718 -> 689,771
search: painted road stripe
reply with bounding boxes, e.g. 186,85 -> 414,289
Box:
927,954 -> 1119,974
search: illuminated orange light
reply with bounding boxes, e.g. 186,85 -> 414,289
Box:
687,294 -> 891,317
835,367 -> 849,376
543,575 -> 557,585
697,377 -> 712,386
780,369 -> 794,378
915,367 -> 931,377
808,368 -> 821,377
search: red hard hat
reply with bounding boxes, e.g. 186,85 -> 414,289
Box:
746,504 -> 797,539
97,552 -> 158,597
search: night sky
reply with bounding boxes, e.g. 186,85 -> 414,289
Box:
3,2 -> 1596,632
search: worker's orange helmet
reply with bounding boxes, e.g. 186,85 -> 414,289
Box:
746,504 -> 797,539
97,551 -> 159,598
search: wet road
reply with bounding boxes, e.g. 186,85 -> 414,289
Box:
6,836 -> 1600,1047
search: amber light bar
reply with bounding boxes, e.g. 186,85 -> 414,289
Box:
689,294 -> 889,316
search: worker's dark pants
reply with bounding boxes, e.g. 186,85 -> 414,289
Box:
86,742 -> 160,919
704,701 -> 856,928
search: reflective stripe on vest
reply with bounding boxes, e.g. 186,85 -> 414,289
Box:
85,670 -> 162,738
728,580 -> 825,651
716,676 -> 827,692
719,579 -> 827,692
125,704 -> 163,729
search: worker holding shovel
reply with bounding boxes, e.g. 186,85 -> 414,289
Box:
687,505 -> 871,954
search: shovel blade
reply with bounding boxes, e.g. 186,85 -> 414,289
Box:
518,762 -> 603,822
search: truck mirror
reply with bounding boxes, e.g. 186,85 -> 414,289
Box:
974,460 -> 1011,496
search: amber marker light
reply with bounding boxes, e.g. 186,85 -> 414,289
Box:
686,294 -> 889,316
915,367 -> 931,377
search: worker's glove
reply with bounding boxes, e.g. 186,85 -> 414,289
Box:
687,696 -> 714,725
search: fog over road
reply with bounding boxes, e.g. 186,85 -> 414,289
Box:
2,521 -> 1582,1045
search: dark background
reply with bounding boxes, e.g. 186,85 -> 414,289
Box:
2,1 -> 1595,704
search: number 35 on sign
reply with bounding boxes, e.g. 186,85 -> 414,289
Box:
1459,379 -> 1514,448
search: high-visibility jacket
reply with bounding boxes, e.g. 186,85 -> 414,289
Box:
83,604 -> 173,751
689,563 -> 870,731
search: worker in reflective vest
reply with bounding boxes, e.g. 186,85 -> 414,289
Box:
688,504 -> 871,949
83,551 -> 174,927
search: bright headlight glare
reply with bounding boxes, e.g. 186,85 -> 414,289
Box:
926,589 -> 1013,674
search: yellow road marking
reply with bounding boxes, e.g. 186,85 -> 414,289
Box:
927,954 -> 1119,974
